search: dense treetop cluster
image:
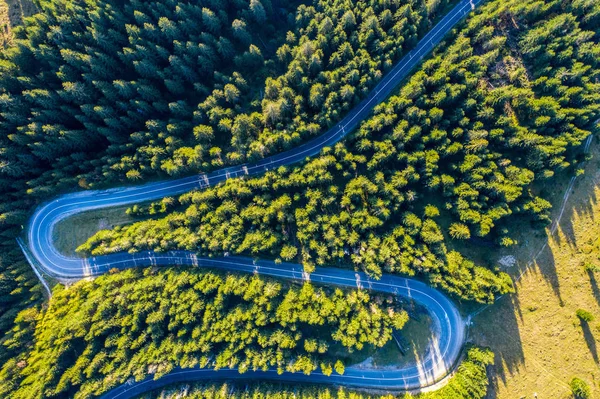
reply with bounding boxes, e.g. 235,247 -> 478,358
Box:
0,268 -> 408,398
0,0 -> 446,199
0,0 -> 445,347
0,0 -> 598,396
136,346 -> 494,399
80,0 -> 599,302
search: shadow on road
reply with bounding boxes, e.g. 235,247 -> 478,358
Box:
415,333 -> 450,389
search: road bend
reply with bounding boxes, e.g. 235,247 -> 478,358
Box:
25,0 -> 485,396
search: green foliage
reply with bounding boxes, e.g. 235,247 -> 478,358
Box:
424,205 -> 440,218
0,0 -> 447,357
449,223 -> 471,240
280,245 -> 298,261
0,0 -> 599,395
0,0 -> 443,202
0,245 -> 43,363
136,347 -> 494,399
570,377 -> 591,399
126,197 -> 177,217
576,309 -> 594,322
0,0 -> 300,364
79,0 -> 600,304
418,347 -> 494,399
583,262 -> 600,273
0,268 -> 408,398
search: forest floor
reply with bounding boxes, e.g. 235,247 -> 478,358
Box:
469,139 -> 600,399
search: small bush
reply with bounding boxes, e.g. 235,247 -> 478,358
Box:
583,262 -> 600,272
576,309 -> 594,322
570,377 -> 591,399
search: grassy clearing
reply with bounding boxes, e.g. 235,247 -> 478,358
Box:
325,306 -> 434,370
468,139 -> 600,399
372,313 -> 433,368
52,206 -> 137,257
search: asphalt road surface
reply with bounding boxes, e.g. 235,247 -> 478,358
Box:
25,0 -> 484,396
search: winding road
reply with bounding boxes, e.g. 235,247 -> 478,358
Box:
24,0 -> 484,396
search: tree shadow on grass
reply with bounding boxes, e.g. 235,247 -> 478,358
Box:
530,144 -> 600,302
586,270 -> 600,307
553,181 -> 600,253
580,320 -> 599,364
468,282 -> 525,399
473,140 -> 600,397
532,244 -> 563,306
